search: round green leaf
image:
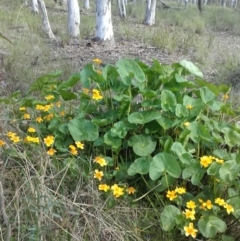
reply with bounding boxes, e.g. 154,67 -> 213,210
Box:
161,90 -> 177,112
160,205 -> 181,231
219,160 -> 240,182
127,157 -> 152,176
179,59 -> 203,78
131,134 -> 156,156
198,215 -> 227,238
104,131 -> 122,150
128,110 -> 161,124
68,118 -> 99,141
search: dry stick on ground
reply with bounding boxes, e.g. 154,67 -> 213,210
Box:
0,181 -> 11,241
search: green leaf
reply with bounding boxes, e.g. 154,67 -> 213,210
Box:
127,157 -> 152,176
128,110 -> 161,124
161,90 -> 177,112
129,134 -> 156,156
68,118 -> 99,141
57,73 -> 80,90
175,104 -> 188,117
59,90 -> 77,100
160,205 -> 181,231
80,64 -> 94,88
222,234 -> 235,241
171,142 -> 193,165
200,86 -> 216,104
149,152 -> 181,180
221,127 -> 240,147
179,60 -> 203,78
104,131 -> 122,150
116,59 -> 145,86
198,215 -> 227,238
156,116 -> 174,130
219,160 -> 240,182
110,121 -> 127,138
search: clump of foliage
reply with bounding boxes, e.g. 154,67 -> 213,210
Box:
1,58 -> 240,240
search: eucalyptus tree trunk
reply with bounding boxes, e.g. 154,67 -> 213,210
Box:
84,0 -> 90,9
67,0 -> 80,37
38,0 -> 55,39
144,0 -> 156,26
94,0 -> 115,46
117,0 -> 127,18
32,0 -> 39,14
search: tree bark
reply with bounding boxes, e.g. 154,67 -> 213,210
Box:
32,0 -> 39,14
94,0 -> 115,46
84,0 -> 90,9
38,0 -> 56,39
144,0 -> 156,26
117,0 -> 127,18
67,0 -> 80,37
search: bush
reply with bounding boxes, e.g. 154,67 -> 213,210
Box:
1,58 -> 240,240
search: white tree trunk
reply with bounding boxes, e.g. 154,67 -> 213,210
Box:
94,0 -> 115,46
117,0 -> 127,18
32,0 -> 39,14
84,0 -> 90,9
67,0 -> 80,37
144,0 -> 156,26
38,0 -> 56,39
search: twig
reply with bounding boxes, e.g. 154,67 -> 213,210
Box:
0,181 -> 11,241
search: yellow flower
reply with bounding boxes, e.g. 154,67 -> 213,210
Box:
10,135 -> 21,143
223,94 -> 229,100
55,101 -> 61,108
96,70 -> 102,75
44,135 -> 54,147
45,95 -> 55,100
69,144 -> 76,150
98,184 -> 110,192
186,104 -> 193,110
111,184 -> 124,198
215,158 -> 224,164
94,156 -> 107,167
94,169 -> 104,181
184,222 -> 198,238
43,104 -> 52,112
36,105 -> 45,111
0,140 -> 5,146
166,190 -> 177,201
200,156 -> 213,168
27,127 -> 36,133
19,106 -> 26,111
201,200 -> 213,210
7,131 -> 16,137
215,197 -> 225,206
47,148 -> 57,156
26,136 -> 40,144
36,117 -> 43,123
186,200 -> 196,210
92,89 -> 103,101
23,113 -> 30,119
83,88 -> 90,94
59,111 -> 65,116
224,203 -> 234,214
184,122 -> 190,127
127,187 -> 136,194
70,149 -> 78,155
175,187 -> 186,194
75,141 -> 84,149
44,114 -> 54,121
183,209 -> 196,220
93,58 -> 102,65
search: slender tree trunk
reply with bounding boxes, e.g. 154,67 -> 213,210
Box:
84,0 -> 90,9
94,0 -> 115,46
67,0 -> 80,37
38,0 -> 55,39
144,0 -> 156,26
117,0 -> 127,18
32,0 -> 39,14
